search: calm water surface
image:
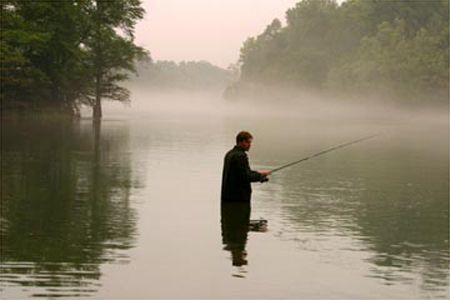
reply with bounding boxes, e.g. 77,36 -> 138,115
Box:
1,102 -> 449,299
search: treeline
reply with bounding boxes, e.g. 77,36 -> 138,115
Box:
1,0 -> 146,120
130,60 -> 231,92
229,0 -> 449,106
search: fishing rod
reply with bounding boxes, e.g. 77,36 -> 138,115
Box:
270,134 -> 379,174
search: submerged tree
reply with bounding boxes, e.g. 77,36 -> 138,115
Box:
0,0 -> 147,119
82,0 -> 146,122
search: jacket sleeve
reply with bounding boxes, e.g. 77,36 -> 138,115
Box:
235,153 -> 263,183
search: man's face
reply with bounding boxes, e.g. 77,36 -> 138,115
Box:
239,138 -> 252,151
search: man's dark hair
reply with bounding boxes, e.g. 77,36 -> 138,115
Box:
236,131 -> 253,144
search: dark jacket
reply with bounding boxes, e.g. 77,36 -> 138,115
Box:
221,146 -> 263,203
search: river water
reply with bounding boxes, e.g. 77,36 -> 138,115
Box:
1,95 -> 449,299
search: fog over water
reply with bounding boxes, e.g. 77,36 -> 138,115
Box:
3,89 -> 448,299
92,89 -> 449,124
2,0 -> 448,298
96,90 -> 448,299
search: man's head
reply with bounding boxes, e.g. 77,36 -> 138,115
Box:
236,131 -> 253,151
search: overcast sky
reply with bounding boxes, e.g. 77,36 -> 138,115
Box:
135,0 -> 299,68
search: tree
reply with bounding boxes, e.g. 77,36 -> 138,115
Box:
130,59 -> 230,91
82,0 -> 146,122
0,0 -> 147,118
232,0 -> 449,106
1,1 -> 85,113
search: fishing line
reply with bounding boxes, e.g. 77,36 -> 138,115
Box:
270,134 -> 379,174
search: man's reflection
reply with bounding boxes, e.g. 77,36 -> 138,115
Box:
221,202 -> 250,267
221,202 -> 269,271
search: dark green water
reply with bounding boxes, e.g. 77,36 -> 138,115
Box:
1,107 -> 448,299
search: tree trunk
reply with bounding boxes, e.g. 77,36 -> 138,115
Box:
93,0 -> 102,123
93,73 -> 102,122
93,95 -> 102,122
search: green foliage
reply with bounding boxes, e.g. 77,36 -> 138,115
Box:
235,0 -> 449,105
1,0 -> 147,117
1,1 -> 51,108
81,0 -> 146,110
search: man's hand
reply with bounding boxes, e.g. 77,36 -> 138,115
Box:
260,170 -> 272,176
259,170 -> 271,183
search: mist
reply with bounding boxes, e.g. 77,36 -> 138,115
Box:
117,0 -> 449,125
91,86 -> 448,128
2,0 -> 448,299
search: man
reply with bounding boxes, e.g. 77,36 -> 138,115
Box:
220,131 -> 271,268
221,131 -> 271,203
